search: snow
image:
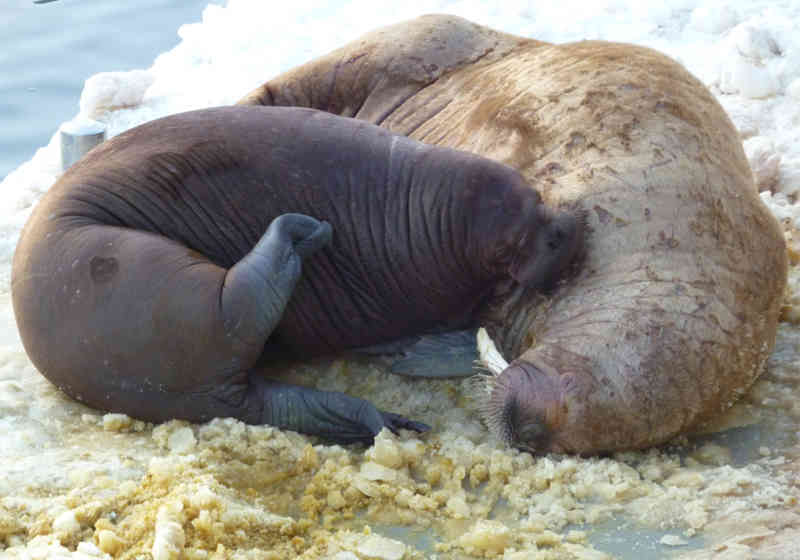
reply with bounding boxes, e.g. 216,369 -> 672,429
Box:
78,70 -> 156,119
2,0 -> 800,557
58,117 -> 106,137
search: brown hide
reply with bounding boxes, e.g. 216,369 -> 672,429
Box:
239,15 -> 787,453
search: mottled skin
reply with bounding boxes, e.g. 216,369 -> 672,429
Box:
239,14 -> 787,453
11,105 -> 581,443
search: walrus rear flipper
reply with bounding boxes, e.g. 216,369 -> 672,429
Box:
248,375 -> 430,444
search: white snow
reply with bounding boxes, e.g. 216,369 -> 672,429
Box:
78,70 -> 156,120
58,116 -> 106,137
2,0 -> 800,557
688,2 -> 739,34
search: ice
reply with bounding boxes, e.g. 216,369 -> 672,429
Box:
744,135 -> 782,192
729,24 -> 782,61
716,23 -> 785,99
79,70 -> 155,119
788,78 -> 800,99
58,116 -> 106,137
689,1 -> 739,34
719,55 -> 780,98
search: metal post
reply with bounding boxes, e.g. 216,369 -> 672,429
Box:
60,116 -> 106,171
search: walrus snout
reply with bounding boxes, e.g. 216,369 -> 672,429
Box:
483,360 -> 568,454
509,207 -> 585,291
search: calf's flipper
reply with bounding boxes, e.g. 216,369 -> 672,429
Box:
221,213 -> 332,350
250,375 -> 430,444
356,329 -> 479,378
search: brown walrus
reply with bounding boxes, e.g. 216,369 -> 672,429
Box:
238,14 -> 787,453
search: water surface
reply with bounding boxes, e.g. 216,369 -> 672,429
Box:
0,0 -> 211,180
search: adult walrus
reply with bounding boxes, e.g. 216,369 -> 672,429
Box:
11,105 -> 583,444
238,14 -> 787,453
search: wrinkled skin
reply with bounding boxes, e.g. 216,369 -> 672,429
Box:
239,14 -> 787,453
11,105 -> 582,444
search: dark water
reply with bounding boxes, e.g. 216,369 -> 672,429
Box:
0,0 -> 212,180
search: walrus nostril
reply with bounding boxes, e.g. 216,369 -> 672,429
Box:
512,417 -> 552,454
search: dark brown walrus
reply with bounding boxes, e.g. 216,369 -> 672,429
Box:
237,14 -> 787,453
11,104 -> 583,444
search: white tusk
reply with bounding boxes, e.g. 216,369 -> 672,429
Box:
477,327 -> 509,375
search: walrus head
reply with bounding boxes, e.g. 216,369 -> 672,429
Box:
508,208 -> 585,292
477,331 -> 583,454
470,166 -> 585,294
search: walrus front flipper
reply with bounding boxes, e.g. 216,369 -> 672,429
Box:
251,375 -> 430,444
221,213 -> 332,349
356,329 -> 479,378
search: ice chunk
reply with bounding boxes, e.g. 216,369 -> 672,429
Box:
79,70 -> 155,118
356,534 -> 407,560
167,426 -> 197,454
688,2 -> 738,34
743,136 -> 781,192
787,78 -> 800,100
52,509 -> 80,536
719,56 -> 779,98
729,24 -> 781,62
152,505 -> 185,560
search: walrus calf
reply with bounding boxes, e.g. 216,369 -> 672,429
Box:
11,105 -> 583,443
240,14 -> 787,453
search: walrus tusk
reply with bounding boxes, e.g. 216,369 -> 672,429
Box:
477,327 -> 509,375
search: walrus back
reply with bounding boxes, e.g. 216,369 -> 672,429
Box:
475,42 -> 786,452
334,33 -> 786,452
